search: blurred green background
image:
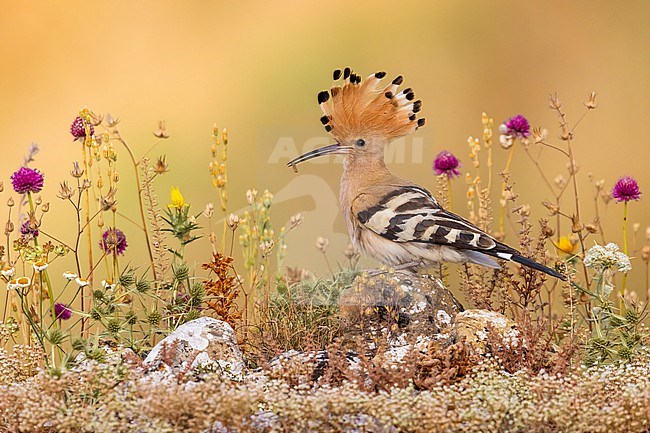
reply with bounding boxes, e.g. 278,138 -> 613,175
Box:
1,1 -> 648,301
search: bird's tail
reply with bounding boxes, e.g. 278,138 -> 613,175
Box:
510,253 -> 566,281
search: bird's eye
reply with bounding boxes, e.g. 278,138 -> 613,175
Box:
355,138 -> 366,147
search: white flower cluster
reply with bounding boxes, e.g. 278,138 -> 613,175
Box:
584,243 -> 632,273
498,124 -> 515,149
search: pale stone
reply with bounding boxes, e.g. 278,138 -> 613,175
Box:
144,317 -> 245,381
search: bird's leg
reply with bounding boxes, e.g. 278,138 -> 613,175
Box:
366,260 -> 422,277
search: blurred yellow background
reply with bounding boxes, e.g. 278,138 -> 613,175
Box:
1,1 -> 649,303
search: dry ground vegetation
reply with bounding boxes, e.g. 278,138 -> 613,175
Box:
1,94 -> 650,432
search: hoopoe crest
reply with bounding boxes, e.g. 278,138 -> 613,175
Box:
288,67 -> 565,280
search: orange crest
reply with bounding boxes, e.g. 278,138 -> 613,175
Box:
317,67 -> 425,144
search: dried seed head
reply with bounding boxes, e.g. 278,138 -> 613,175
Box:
560,124 -> 573,141
571,215 -> 583,233
259,240 -> 274,255
203,202 -> 214,218
542,225 -> 555,238
554,175 -> 566,189
584,91 -> 598,109
42,203 -> 50,213
104,113 -> 120,127
71,162 -> 85,178
542,201 -> 559,216
642,245 -> 650,262
289,213 -> 303,229
548,93 -> 562,110
7,197 -> 14,207
315,236 -> 329,253
343,243 -> 359,260
532,126 -> 547,144
153,120 -> 169,139
58,181 -> 75,200
601,191 -> 612,205
566,160 -> 579,175
154,155 -> 169,174
101,188 -> 118,212
246,189 -> 257,205
585,223 -> 598,234
514,204 -> 531,217
89,110 -> 103,126
227,213 -> 240,230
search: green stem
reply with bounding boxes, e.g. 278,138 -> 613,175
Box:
81,144 -> 92,336
498,145 -> 516,234
114,135 -> 156,281
620,202 -> 628,311
27,193 -> 61,367
27,193 -> 57,327
17,291 -> 48,366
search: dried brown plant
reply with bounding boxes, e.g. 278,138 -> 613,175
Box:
202,252 -> 242,328
140,157 -> 170,283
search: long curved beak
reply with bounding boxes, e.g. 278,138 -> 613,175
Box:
287,143 -> 352,171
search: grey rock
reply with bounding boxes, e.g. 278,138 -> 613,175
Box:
338,270 -> 463,338
143,317 -> 245,380
451,309 -> 520,353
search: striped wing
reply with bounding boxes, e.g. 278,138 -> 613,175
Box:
354,185 -> 502,252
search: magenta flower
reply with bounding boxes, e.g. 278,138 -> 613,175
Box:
11,167 -> 44,194
433,151 -> 461,178
612,176 -> 641,203
100,228 -> 128,255
503,114 -> 531,138
70,116 -> 94,140
20,221 -> 39,238
54,303 -> 72,320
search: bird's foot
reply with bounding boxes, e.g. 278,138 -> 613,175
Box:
364,261 -> 422,277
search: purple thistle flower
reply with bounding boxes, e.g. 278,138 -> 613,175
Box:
20,220 -> 39,238
100,228 -> 128,255
612,176 -> 641,203
503,114 -> 531,138
70,116 -> 94,140
433,151 -> 461,178
54,303 -> 72,320
11,167 -> 44,194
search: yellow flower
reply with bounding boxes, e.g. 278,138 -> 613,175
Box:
554,235 -> 578,255
168,186 -> 185,210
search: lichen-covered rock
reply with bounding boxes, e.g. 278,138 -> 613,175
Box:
451,309 -> 519,352
263,349 -> 360,383
143,317 -> 245,380
338,270 -> 463,338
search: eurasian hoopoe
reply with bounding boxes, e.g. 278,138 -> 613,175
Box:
288,67 -> 565,281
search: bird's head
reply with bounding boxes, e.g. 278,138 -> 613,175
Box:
288,67 -> 425,170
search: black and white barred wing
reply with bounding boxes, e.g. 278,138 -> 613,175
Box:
352,184 -> 566,279
354,185 -> 505,253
